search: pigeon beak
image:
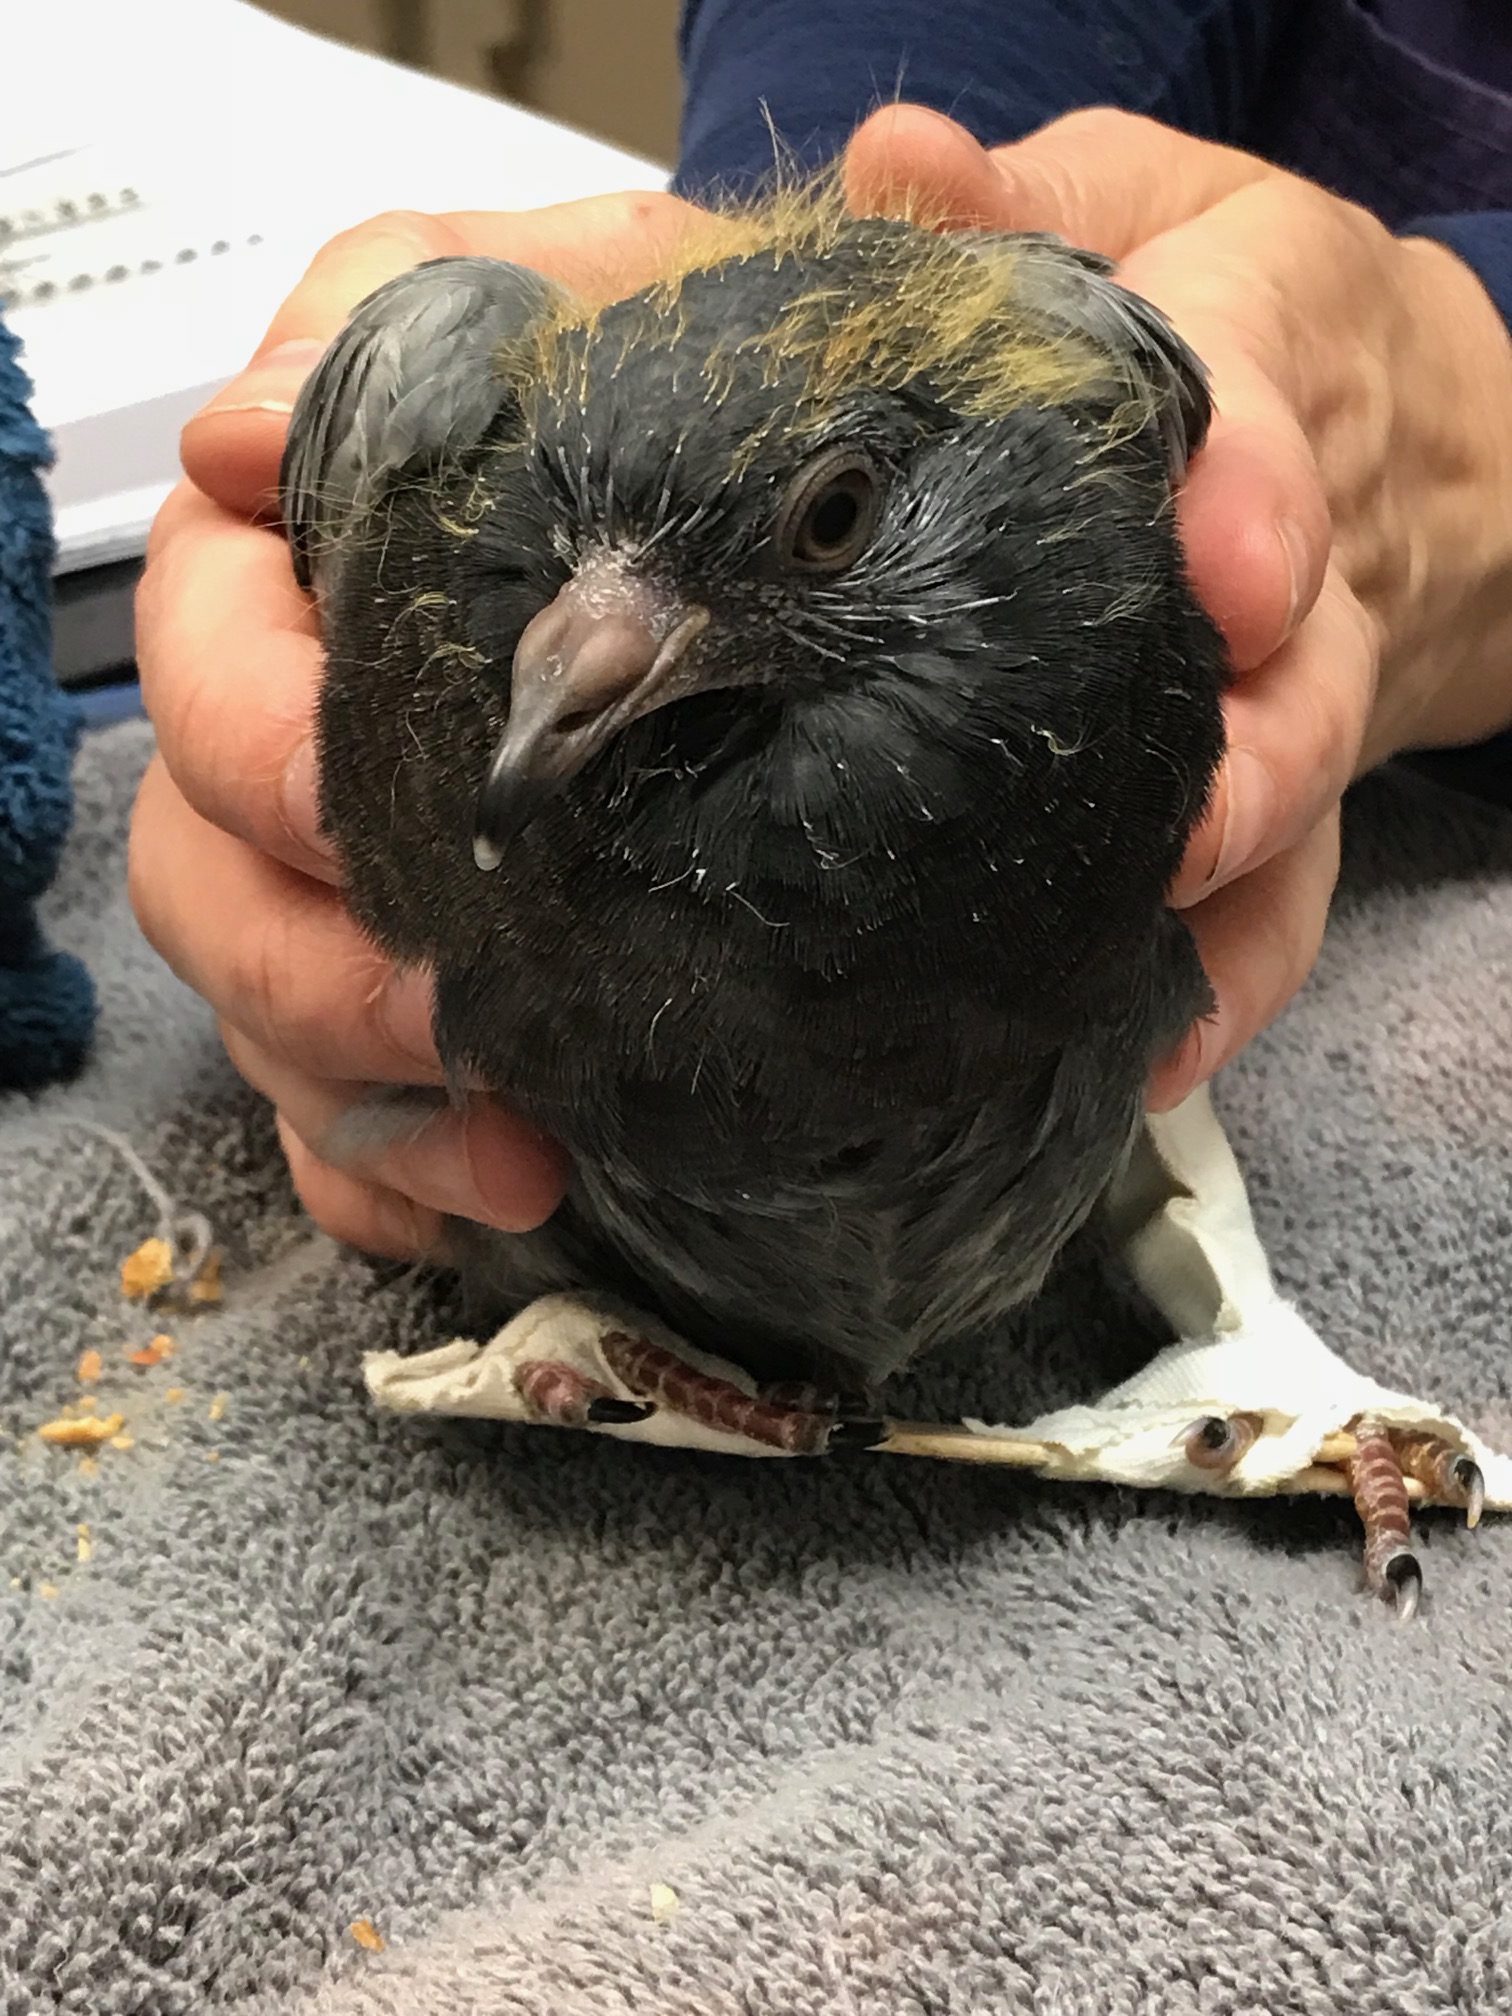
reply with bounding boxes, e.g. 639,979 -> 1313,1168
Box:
473,567 -> 710,869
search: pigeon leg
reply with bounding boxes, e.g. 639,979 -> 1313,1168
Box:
1391,1428 -> 1485,1529
1343,1419 -> 1486,1622
1348,1418 -> 1423,1621
595,1332 -> 848,1453
514,1359 -> 655,1428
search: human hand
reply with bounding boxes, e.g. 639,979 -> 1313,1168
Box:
132,195 -> 700,1257
844,104 -> 1512,1107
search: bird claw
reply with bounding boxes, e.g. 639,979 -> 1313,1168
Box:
514,1336 -> 882,1453
1453,1456 -> 1486,1531
585,1396 -> 657,1426
825,1416 -> 891,1451
1381,1549 -> 1423,1625
1347,1421 -> 1485,1621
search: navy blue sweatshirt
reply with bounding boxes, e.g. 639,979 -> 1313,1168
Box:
673,0 -> 1512,793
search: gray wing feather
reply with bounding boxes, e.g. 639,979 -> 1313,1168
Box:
965,231 -> 1213,481
280,255 -> 567,591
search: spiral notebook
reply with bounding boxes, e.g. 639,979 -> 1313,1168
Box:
5,0 -> 662,633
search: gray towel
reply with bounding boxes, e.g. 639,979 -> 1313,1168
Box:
2,719 -> 1510,2016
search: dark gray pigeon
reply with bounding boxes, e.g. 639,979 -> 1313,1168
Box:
281,208 -> 1227,1398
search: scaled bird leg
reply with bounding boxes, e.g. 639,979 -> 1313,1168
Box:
597,1333 -> 858,1454
514,1359 -> 655,1428
1348,1418 -> 1423,1622
1392,1429 -> 1485,1529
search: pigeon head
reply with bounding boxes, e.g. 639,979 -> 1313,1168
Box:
295,211 -> 1227,1030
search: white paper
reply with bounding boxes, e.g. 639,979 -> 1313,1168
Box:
4,0 -> 666,572
364,1088 -> 1512,1510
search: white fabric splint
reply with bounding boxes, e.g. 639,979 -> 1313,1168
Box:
363,1087 -> 1512,1508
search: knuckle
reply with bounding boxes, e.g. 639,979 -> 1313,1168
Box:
285,1138 -> 433,1259
1053,105 -> 1150,150
143,627 -> 231,826
125,825 -> 159,957
143,481 -> 201,566
1322,583 -> 1383,743
216,1018 -> 264,1095
1270,821 -> 1340,989
132,563 -> 165,688
125,764 -> 173,952
220,903 -> 294,1054
325,207 -> 448,262
600,190 -> 674,234
133,531 -> 201,740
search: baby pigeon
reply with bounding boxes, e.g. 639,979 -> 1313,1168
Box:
283,197 -> 1228,1403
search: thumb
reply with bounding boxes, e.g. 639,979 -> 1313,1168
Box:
845,101 -> 1274,258
987,107 -> 1273,256
844,104 -> 1011,227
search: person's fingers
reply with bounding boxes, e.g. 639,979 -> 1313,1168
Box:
437,191 -> 702,299
221,1023 -> 567,1234
276,1115 -> 446,1263
182,193 -> 702,519
1169,369 -> 1331,676
1149,809 -> 1342,1111
136,486 -> 333,881
843,103 -> 1012,227
1172,568 -> 1376,904
987,108 -> 1273,256
1112,229 -> 1333,676
845,102 -> 1273,256
129,755 -> 443,1085
846,104 -> 1274,254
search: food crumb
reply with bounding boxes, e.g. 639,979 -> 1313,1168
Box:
77,1349 -> 103,1385
109,1432 -> 135,1452
121,1237 -> 174,1301
38,1413 -> 125,1447
76,1523 -> 92,1565
204,1450 -> 221,1464
207,1393 -> 227,1423
37,1582 -> 59,1601
165,1387 -> 186,1405
187,1250 -> 224,1305
127,1335 -> 175,1368
649,1882 -> 680,1924
349,1919 -> 385,1953
77,1456 -> 100,1480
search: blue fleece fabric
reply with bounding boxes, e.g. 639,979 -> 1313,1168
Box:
0,312 -> 94,1089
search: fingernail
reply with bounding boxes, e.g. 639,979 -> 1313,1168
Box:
1208,746 -> 1277,891
1277,518 -> 1311,634
199,338 -> 328,418
279,737 -> 334,867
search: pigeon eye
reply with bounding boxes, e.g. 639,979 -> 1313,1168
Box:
775,449 -> 884,573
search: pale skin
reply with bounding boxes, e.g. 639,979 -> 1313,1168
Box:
130,106 -> 1512,1262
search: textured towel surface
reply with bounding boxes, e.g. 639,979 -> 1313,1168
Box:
2,721 -> 1510,2016
0,312 -> 93,1090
